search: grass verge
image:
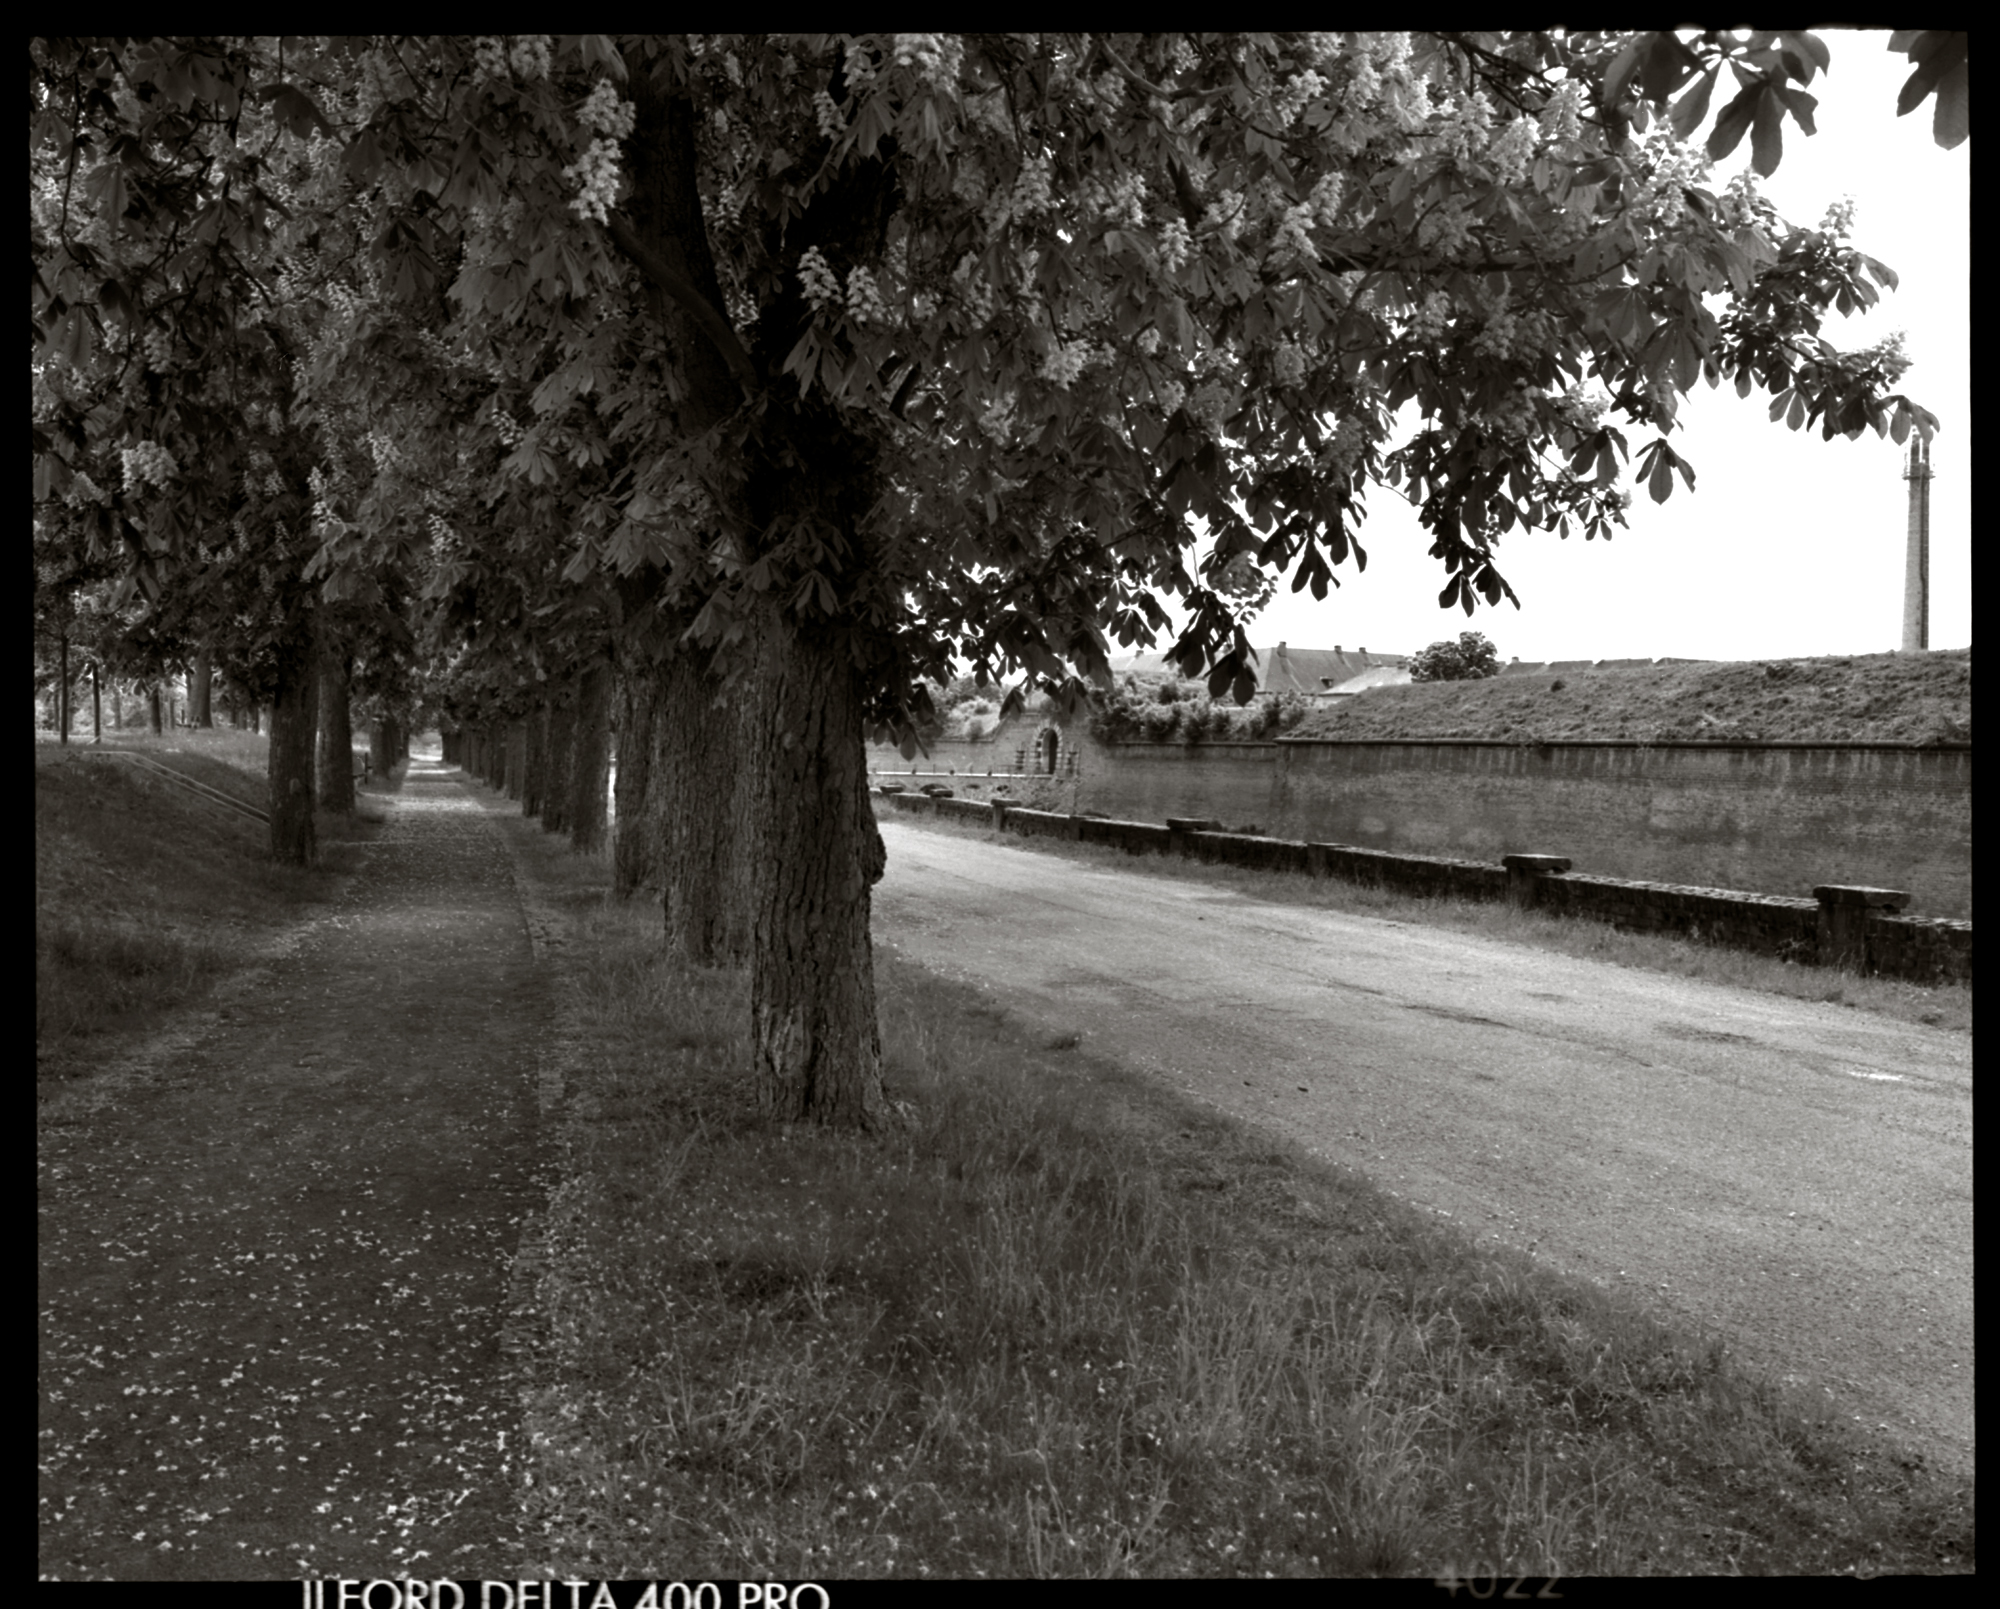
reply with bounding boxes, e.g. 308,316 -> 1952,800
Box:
517,866 -> 1973,1577
882,810 -> 1971,1036
34,729 -> 388,1070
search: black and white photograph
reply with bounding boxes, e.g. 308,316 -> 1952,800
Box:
35,32 -> 1969,1580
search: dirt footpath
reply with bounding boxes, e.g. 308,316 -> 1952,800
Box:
874,821 -> 1974,1477
39,761 -> 553,1580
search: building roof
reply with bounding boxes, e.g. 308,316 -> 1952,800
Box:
1314,663 -> 1413,698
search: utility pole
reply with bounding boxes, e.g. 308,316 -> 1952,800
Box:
1902,436 -> 1932,652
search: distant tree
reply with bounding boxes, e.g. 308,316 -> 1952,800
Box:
1409,631 -> 1503,682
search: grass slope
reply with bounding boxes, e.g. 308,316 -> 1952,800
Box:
1287,648 -> 1971,746
34,730 -> 383,1070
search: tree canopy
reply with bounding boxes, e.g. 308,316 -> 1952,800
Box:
32,31 -> 1962,1123
1409,631 -> 1502,682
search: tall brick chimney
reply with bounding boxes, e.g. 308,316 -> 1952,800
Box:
1902,436 -> 1931,652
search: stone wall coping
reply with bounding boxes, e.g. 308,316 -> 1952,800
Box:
1813,885 -> 1912,909
1276,737 -> 1972,753
1502,854 -> 1574,873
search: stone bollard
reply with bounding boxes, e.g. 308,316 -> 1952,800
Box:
1166,816 -> 1223,858
1502,853 -> 1573,909
1813,885 -> 1910,971
990,798 -> 1011,832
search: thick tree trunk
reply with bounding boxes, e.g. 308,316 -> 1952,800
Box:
506,720 -> 526,801
267,612 -> 319,867
568,660 -> 613,854
316,636 -> 355,812
523,702 -> 547,818
190,641 -> 214,727
745,603 -> 889,1128
91,661 -> 101,743
657,637 -> 746,963
369,719 -> 390,779
541,684 -> 574,837
148,683 -> 164,735
613,670 -> 658,897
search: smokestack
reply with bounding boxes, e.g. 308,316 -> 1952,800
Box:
1903,437 -> 1931,652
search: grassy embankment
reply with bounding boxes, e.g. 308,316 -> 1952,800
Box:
1285,647 -> 1972,745
33,727 -> 386,1073
501,825 -> 1972,1578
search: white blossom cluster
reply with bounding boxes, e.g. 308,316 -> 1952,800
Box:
1538,79 -> 1584,146
1157,215 -> 1193,273
1441,85 -> 1495,165
1189,378 -> 1234,431
890,33 -> 963,94
1819,196 -> 1857,239
1136,327 -> 1163,356
1269,200 -> 1321,266
1170,38 -> 1200,76
262,470 -> 286,497
62,470 -> 107,508
565,136 -> 623,224
1406,289 -> 1454,341
977,392 -> 1017,441
353,48 -> 401,121
1038,339 -> 1093,390
1077,170 -> 1148,229
471,37 -> 510,85
1479,380 -> 1540,441
577,80 -> 636,140
1626,130 -> 1711,230
813,87 -> 844,141
988,154 -> 1055,233
1485,115 -> 1540,186
120,440 -> 177,490
510,36 -> 552,80
1270,69 -> 1327,129
366,430 -> 402,470
798,246 -> 842,313
1271,340 -> 1307,387
1552,383 -> 1609,433
1416,195 -> 1476,257
426,511 -> 459,554
845,265 -> 890,326
1470,302 -> 1521,362
951,252 -> 996,324
1321,415 -> 1373,477
492,408 -> 525,448
1154,375 -> 1187,413
143,325 -> 177,374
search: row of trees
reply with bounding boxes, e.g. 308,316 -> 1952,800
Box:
32,32 -> 1958,1124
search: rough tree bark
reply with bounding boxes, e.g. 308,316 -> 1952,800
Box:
568,659 -> 613,854
522,701 -> 547,818
506,719 -> 526,802
657,629 -> 745,963
612,668 -> 657,897
267,609 -> 319,867
189,640 -> 214,728
148,683 -> 164,735
745,599 -> 889,1127
541,685 -> 574,837
316,633 -> 355,812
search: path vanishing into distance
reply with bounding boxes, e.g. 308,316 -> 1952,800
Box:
39,759 -> 558,1580
873,821 -> 1974,1477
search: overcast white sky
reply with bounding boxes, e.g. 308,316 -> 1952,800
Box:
1229,32 -> 1970,665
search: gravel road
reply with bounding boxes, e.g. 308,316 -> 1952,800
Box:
873,821 -> 1974,1475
